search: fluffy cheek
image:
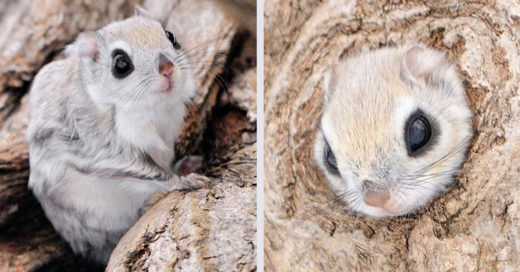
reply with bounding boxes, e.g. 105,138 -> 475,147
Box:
147,76 -> 170,94
86,76 -> 123,106
397,187 -> 436,212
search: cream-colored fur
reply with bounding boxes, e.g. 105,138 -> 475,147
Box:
315,44 -> 472,218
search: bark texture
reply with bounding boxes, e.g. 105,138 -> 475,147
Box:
107,144 -> 257,272
0,0 -> 256,271
264,0 -> 520,271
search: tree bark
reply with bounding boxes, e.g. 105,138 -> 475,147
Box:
264,0 -> 519,271
107,145 -> 257,272
0,0 -> 256,271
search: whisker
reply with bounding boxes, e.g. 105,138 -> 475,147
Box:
120,79 -> 152,108
419,138 -> 471,173
174,37 -> 227,61
176,49 -> 228,61
179,36 -> 226,54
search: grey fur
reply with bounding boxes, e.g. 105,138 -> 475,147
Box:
26,15 -> 205,264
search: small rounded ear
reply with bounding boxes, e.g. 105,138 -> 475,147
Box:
402,46 -> 451,86
322,65 -> 338,104
134,5 -> 150,17
71,31 -> 99,61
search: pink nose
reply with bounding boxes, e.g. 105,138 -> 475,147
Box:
159,60 -> 174,77
363,189 -> 390,208
362,180 -> 390,207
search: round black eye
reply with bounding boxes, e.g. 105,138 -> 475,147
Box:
406,112 -> 432,156
111,49 -> 133,79
323,140 -> 340,176
165,30 -> 181,50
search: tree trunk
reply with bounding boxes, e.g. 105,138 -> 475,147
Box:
264,0 -> 519,271
0,0 -> 256,271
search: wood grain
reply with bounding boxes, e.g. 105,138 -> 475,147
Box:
264,0 -> 520,271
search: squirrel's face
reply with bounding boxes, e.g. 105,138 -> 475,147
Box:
314,45 -> 472,218
73,13 -> 196,110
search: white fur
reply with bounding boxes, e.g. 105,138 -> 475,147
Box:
26,13 -> 198,263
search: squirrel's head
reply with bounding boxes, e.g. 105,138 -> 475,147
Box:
314,45 -> 473,218
67,6 -> 196,111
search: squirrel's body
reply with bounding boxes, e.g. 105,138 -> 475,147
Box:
26,9 -> 205,263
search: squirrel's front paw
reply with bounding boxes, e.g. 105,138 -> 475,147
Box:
181,173 -> 212,189
167,173 -> 212,191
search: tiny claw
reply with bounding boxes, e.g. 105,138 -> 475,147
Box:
166,173 -> 212,191
181,173 -> 212,189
